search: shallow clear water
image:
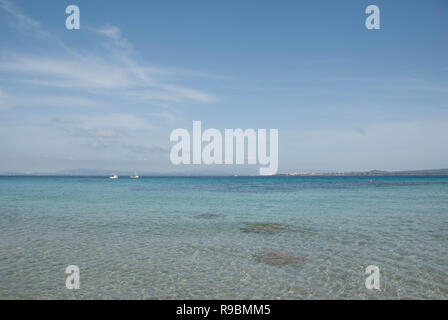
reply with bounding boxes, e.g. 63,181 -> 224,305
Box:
0,176 -> 447,299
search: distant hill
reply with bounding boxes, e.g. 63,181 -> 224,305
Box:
1,168 -> 448,177
395,169 -> 448,175
279,169 -> 448,176
0,168 -> 249,177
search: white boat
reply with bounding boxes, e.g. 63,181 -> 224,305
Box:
130,175 -> 139,179
109,174 -> 118,179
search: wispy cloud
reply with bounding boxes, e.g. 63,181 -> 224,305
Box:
0,2 -> 218,107
46,113 -> 160,154
283,119 -> 448,171
91,25 -> 218,103
0,54 -> 139,89
122,143 -> 169,153
329,75 -> 448,94
71,128 -> 123,139
0,0 -> 48,37
0,51 -> 217,103
0,89 -> 8,109
382,83 -> 448,93
50,113 -> 155,131
0,93 -> 101,109
93,25 -> 133,54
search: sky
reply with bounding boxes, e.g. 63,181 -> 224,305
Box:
0,0 -> 447,174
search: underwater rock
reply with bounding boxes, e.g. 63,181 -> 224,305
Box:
254,251 -> 304,266
195,213 -> 221,219
241,223 -> 313,235
240,223 -> 288,234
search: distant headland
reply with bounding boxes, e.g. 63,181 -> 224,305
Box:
1,168 -> 448,177
277,169 -> 448,177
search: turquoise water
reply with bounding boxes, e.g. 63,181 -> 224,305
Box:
0,176 -> 447,299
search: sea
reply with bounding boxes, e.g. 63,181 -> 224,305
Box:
0,176 -> 447,299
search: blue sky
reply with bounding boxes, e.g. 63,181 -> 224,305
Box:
0,0 -> 447,173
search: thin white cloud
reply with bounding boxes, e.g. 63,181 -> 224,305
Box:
0,49 -> 217,103
0,89 -> 8,109
94,25 -> 122,39
2,93 -> 101,109
382,83 -> 448,93
283,119 -> 448,171
122,143 -> 169,153
0,54 -> 138,89
146,111 -> 178,124
91,24 -> 217,103
45,113 -> 160,154
330,75 -> 448,94
93,25 -> 133,53
0,0 -> 49,37
0,2 -> 218,106
0,1 -> 220,171
53,113 -> 155,131
71,128 -> 123,139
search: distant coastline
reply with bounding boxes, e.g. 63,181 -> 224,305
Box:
277,169 -> 448,177
1,168 -> 448,177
